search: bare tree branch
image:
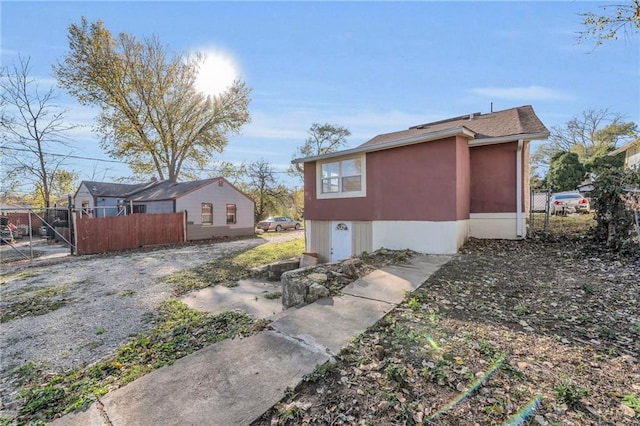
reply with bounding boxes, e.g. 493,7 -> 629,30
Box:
1,55 -> 77,207
288,122 -> 351,182
54,18 -> 251,182
577,0 -> 640,47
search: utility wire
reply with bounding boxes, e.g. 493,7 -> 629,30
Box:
0,145 -> 128,164
0,145 -> 293,173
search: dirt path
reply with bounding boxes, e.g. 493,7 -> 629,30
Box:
0,231 -> 303,409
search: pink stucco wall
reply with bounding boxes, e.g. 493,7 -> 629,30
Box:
304,136 -> 471,222
469,142 -> 523,213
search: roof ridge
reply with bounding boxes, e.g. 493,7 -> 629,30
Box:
410,112 -> 482,129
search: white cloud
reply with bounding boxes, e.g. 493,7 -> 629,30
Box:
341,110 -> 440,141
469,85 -> 571,101
242,106 -> 438,144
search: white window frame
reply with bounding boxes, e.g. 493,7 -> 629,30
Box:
316,154 -> 366,199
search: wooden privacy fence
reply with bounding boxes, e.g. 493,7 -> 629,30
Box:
75,212 -> 185,255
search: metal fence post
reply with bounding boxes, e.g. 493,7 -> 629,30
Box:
68,195 -> 75,255
544,189 -> 551,233
529,188 -> 534,232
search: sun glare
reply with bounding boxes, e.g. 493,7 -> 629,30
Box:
194,48 -> 240,97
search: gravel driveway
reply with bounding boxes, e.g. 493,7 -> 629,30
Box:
0,231 -> 303,408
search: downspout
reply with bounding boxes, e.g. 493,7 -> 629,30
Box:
516,139 -> 524,238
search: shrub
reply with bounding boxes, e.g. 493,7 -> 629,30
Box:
590,167 -> 640,249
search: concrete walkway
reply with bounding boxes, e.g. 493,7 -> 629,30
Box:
52,254 -> 450,426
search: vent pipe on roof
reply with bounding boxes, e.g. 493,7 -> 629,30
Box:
469,113 -> 474,120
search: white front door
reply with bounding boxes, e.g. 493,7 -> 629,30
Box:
331,221 -> 352,262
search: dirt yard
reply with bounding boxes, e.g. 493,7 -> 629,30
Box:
0,231 -> 302,416
255,229 -> 640,425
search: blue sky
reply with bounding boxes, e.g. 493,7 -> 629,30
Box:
2,1 -> 639,191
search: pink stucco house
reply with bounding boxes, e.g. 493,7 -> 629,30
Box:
293,105 -> 549,261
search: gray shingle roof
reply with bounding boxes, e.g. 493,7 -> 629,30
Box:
126,178 -> 218,201
82,181 -> 151,197
360,105 -> 549,148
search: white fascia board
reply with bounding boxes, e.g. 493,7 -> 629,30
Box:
609,139 -> 640,156
468,132 -> 549,147
291,126 -> 476,164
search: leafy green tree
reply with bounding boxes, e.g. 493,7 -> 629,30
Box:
49,170 -> 79,206
243,159 -> 288,222
54,17 -> 250,181
533,109 -> 637,173
591,167 -> 640,248
288,122 -> 351,182
19,170 -> 78,208
287,186 -> 304,220
209,161 -> 247,186
578,0 -> 640,46
1,56 -> 76,207
585,150 -> 625,175
546,152 -> 585,192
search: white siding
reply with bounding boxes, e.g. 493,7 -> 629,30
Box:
139,200 -> 173,214
74,183 -> 94,211
352,221 -> 373,255
306,219 -> 465,258
627,145 -> 640,169
305,220 -> 331,262
175,180 -> 254,239
95,197 -> 121,217
372,220 -> 467,254
469,213 -> 525,239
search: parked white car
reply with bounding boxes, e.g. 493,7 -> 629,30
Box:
257,216 -> 301,232
549,191 -> 590,215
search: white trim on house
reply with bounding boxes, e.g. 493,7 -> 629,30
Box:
516,139 -> 524,238
467,132 -> 549,147
316,154 -> 367,199
371,220 -> 468,255
292,127 -> 476,164
293,129 -> 549,165
469,213 -> 526,240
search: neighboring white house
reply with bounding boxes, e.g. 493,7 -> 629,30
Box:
73,181 -> 154,218
73,178 -> 255,240
610,138 -> 640,170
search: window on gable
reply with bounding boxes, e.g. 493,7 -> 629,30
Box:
202,203 -> 213,225
81,201 -> 91,217
226,204 -> 236,224
319,156 -> 365,198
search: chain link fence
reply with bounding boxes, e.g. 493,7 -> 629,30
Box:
529,187 -> 640,240
528,189 -> 598,237
528,189 -> 551,234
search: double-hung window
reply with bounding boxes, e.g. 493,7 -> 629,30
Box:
226,204 -> 236,224
202,203 -> 213,225
319,156 -> 365,198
